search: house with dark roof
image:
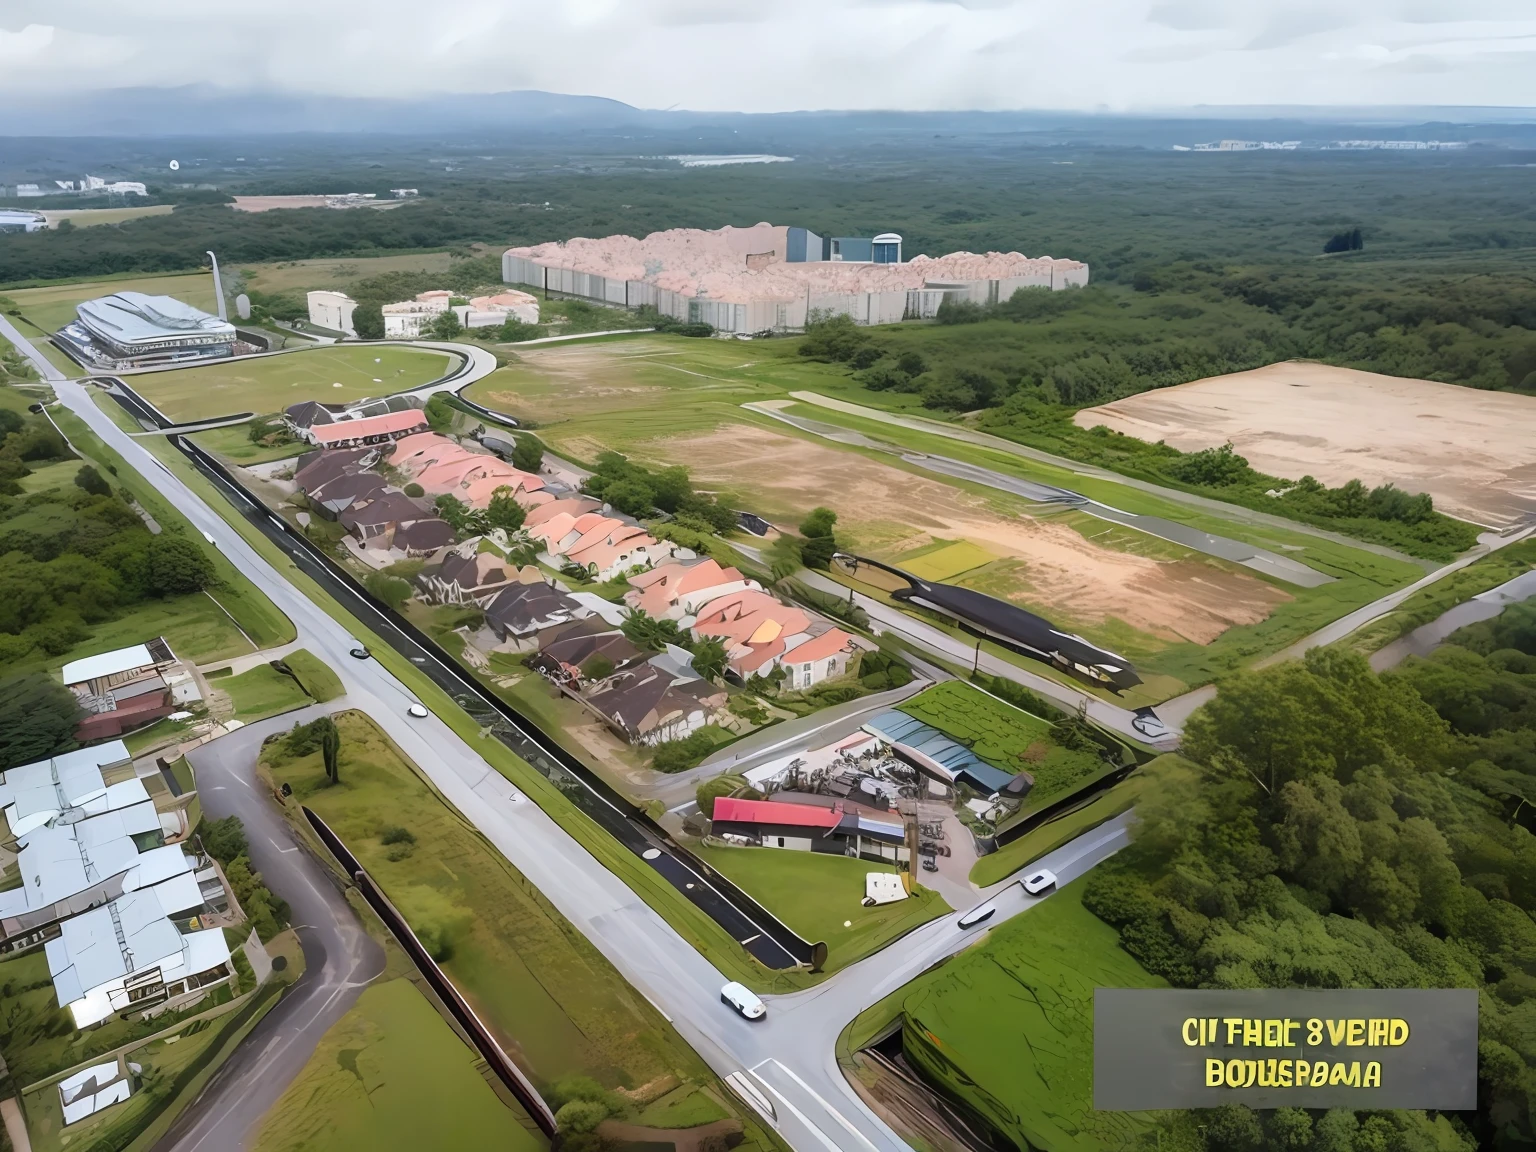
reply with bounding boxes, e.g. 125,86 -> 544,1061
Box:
339,491 -> 434,547
528,622 -> 646,686
292,448 -> 371,496
392,519 -> 456,557
305,471 -> 388,520
283,400 -> 340,433
483,582 -> 588,648
585,664 -> 727,745
418,550 -> 521,607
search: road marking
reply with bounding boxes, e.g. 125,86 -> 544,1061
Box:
739,934 -> 761,946
755,1058 -> 883,1152
747,1063 -> 861,1152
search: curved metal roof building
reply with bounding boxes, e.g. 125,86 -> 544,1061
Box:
60,292 -> 235,368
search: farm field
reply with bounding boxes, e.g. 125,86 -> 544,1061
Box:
266,711 -> 755,1129
1075,361 -> 1536,529
253,978 -> 540,1152
40,205 -> 175,228
130,344 -> 454,421
897,681 -> 1112,808
238,251 -> 456,294
1,271 -> 220,332
898,878 -> 1166,1152
464,336 -> 1423,701
691,845 -> 948,971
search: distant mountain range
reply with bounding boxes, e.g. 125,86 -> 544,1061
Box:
5,86 -> 1535,141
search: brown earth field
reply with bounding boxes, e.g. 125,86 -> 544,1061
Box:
1073,361 -> 1536,529
651,424 -> 1290,645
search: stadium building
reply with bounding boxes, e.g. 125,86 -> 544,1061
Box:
56,292 -> 238,369
503,222 -> 1088,334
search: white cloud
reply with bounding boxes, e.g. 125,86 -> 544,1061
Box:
0,1 -> 1534,110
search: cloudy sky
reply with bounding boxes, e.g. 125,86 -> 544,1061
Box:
2,0 -> 1535,111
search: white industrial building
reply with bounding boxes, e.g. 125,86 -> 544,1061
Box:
56,292 -> 236,369
503,222 -> 1089,334
0,208 -> 46,233
0,742 -> 233,1029
306,290 -> 358,336
453,291 -> 539,329
382,289 -> 452,337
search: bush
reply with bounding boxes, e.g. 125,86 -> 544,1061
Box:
201,815 -> 248,864
380,825 -> 416,845
652,729 -> 720,773
74,465 -> 111,497
403,482 -> 424,498
365,571 -> 414,607
696,773 -> 752,817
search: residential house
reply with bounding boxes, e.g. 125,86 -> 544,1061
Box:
382,290 -> 452,338
62,640 -> 199,742
283,401 -> 341,437
626,557 -> 756,619
585,663 -> 727,746
418,549 -> 541,607
525,496 -> 601,529
339,491 -> 439,548
482,582 -> 589,648
689,589 -> 857,687
388,432 -> 545,509
862,711 -> 1024,798
454,291 -> 540,329
304,471 -> 388,520
529,511 -> 675,582
306,290 -> 357,336
0,742 -> 137,838
392,519 -> 456,557
709,796 -> 908,863
291,447 -> 370,495
303,409 -> 429,449
528,621 -> 646,686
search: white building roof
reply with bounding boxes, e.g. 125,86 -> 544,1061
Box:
0,741 -> 131,838
61,644 -> 156,686
59,1061 -> 133,1126
10,806 -> 187,915
76,293 -> 235,349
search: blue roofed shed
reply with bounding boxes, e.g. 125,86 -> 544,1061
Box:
863,711 -> 1016,794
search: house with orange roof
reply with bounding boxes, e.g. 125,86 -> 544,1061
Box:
625,558 -> 759,619
690,588 -> 858,688
526,497 -> 601,529
528,511 -> 675,581
303,408 -> 429,448
388,432 -> 544,508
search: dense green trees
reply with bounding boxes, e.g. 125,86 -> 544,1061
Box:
580,451 -> 737,534
0,673 -> 80,770
510,435 -> 544,474
1089,641 -> 1536,1151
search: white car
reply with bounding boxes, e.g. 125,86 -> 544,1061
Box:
406,704 -> 428,719
720,981 -> 767,1021
1022,868 -> 1058,895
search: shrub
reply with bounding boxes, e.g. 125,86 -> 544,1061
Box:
380,825 -> 416,845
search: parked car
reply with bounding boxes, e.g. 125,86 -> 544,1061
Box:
921,857 -> 938,873
1022,868 -> 1058,895
407,704 -> 428,719
720,982 -> 767,1021
348,640 -> 371,659
957,903 -> 997,930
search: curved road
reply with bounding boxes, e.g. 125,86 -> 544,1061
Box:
153,707 -> 385,1152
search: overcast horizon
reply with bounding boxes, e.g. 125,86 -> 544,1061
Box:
3,1 -> 1536,114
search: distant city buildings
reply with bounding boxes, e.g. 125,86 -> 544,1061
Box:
455,291 -> 540,329
1176,139 -> 1468,152
56,292 -> 238,369
9,176 -> 148,197
504,222 -> 1089,333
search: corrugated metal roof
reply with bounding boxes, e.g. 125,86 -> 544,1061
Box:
864,711 -> 1015,793
712,797 -> 842,829
62,645 -> 156,685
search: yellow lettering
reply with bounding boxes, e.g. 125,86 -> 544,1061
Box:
1347,1019 -> 1365,1046
1364,1061 -> 1381,1087
1279,1060 -> 1294,1087
1327,1061 -> 1362,1087
1225,1018 -> 1244,1045
1307,1019 -> 1323,1046
1184,1018 -> 1201,1047
1243,1019 -> 1261,1047
1326,1020 -> 1348,1046
1264,1019 -> 1284,1047
1295,1060 -> 1310,1087
1284,1019 -> 1300,1047
1388,1019 -> 1410,1046
1244,1060 -> 1258,1088
1257,1059 -> 1277,1086
1207,1059 -> 1225,1086
1227,1059 -> 1245,1086
1368,1019 -> 1388,1046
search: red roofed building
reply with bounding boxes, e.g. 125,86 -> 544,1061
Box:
305,409 -> 429,448
690,588 -> 858,687
709,796 -> 907,861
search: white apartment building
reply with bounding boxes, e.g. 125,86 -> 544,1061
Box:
306,290 -> 358,336
382,290 -> 452,337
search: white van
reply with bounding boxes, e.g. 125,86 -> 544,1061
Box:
1022,868 -> 1058,895
720,982 -> 767,1020
957,903 -> 997,930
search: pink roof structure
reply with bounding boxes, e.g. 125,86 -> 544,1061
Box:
711,797 -> 842,829
780,628 -> 855,666
626,558 -> 748,617
388,432 -> 543,507
310,409 -> 428,446
526,497 -> 600,528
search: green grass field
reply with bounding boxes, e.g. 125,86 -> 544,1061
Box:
222,663 -> 311,720
692,845 -> 947,970
268,711 -> 736,1107
283,648 -> 344,702
898,681 -> 1109,807
239,252 -> 456,296
253,978 -> 540,1152
899,879 -> 1167,1152
129,345 -> 455,422
41,206 -> 176,229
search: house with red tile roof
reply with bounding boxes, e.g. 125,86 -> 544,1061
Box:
709,796 -> 907,861
387,432 -> 545,509
690,588 -> 858,688
625,558 -> 758,619
304,408 -> 429,448
528,511 -> 675,581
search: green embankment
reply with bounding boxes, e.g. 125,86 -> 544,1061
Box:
282,648 -> 344,702
253,979 -> 542,1152
268,711 -> 751,1132
692,846 -> 948,971
897,681 -> 1108,807
900,879 -> 1167,1152
221,663 -> 312,721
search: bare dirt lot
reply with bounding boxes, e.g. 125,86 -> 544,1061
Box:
655,424 -> 1289,645
1074,361 -> 1536,529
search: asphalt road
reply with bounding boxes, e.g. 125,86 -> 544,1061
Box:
154,707 -> 386,1152
12,321 -> 1136,1151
